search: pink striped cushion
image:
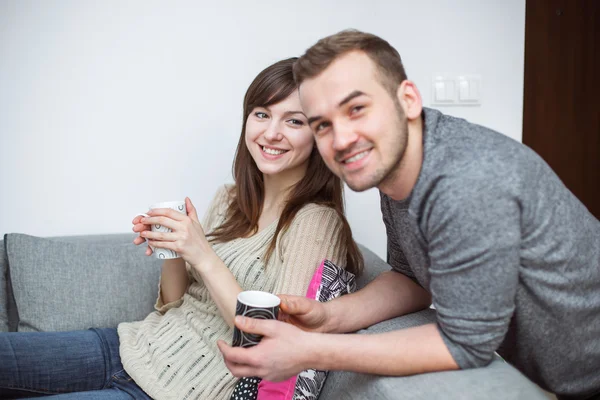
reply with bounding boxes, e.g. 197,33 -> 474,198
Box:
256,259 -> 355,400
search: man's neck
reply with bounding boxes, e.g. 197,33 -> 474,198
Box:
378,118 -> 424,201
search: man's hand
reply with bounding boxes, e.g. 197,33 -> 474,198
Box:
217,315 -> 313,382
278,295 -> 333,333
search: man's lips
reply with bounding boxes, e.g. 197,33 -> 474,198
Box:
337,148 -> 372,164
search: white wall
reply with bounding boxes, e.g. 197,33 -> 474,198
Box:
0,0 -> 525,260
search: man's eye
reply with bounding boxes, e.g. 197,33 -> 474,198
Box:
315,122 -> 330,133
351,105 -> 364,114
288,119 -> 304,126
255,112 -> 268,119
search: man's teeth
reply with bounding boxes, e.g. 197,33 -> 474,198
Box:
262,146 -> 286,155
345,151 -> 369,163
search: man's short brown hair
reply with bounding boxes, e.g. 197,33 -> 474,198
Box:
293,29 -> 408,96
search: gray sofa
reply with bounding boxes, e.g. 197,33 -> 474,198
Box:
0,233 -> 548,399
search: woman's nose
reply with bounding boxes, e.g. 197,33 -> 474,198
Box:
263,122 -> 283,141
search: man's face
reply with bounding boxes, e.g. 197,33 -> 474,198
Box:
299,51 -> 408,192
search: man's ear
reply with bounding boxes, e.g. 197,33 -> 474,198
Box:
396,80 -> 423,121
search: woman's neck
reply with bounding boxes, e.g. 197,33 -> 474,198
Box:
261,166 -> 306,214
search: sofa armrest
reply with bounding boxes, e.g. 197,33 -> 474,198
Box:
320,309 -> 547,400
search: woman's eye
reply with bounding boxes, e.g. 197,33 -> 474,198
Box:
288,119 -> 304,126
255,112 -> 268,119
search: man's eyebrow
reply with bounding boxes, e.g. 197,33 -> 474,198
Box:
307,90 -> 367,126
307,115 -> 322,125
338,90 -> 366,107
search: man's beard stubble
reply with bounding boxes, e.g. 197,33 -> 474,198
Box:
344,101 -> 408,193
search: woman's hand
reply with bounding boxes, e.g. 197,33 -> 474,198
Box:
138,197 -> 214,267
132,214 -> 153,256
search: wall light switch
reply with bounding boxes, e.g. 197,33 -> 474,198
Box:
432,75 -> 456,104
459,79 -> 470,100
457,75 -> 482,104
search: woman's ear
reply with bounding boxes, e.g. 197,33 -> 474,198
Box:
396,80 -> 423,121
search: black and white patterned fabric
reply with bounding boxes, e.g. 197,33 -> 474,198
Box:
230,377 -> 259,400
229,259 -> 356,400
292,260 -> 356,400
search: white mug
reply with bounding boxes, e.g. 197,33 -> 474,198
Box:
139,200 -> 187,259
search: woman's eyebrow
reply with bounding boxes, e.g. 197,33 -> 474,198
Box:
283,111 -> 306,117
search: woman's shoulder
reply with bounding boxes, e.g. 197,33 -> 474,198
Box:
290,203 -> 343,227
275,203 -> 347,257
203,184 -> 235,228
208,184 -> 235,207
217,183 -> 235,200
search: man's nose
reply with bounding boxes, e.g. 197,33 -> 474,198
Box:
332,123 -> 359,152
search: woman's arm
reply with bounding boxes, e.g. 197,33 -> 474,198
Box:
141,191 -> 243,326
190,204 -> 347,327
193,252 -> 243,328
141,186 -> 232,313
158,258 -> 190,305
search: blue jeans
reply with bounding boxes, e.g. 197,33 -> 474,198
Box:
0,328 -> 151,399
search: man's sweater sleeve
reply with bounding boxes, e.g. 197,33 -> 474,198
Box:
425,175 -> 520,368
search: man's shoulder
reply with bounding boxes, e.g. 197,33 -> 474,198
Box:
419,110 -> 543,200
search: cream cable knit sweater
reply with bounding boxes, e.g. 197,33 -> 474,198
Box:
117,185 -> 348,400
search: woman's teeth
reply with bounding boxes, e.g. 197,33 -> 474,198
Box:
345,150 -> 369,163
262,146 -> 286,155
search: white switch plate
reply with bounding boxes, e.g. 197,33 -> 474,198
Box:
431,75 -> 456,104
430,74 -> 482,106
457,75 -> 482,104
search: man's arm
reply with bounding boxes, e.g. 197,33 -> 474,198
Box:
218,272 -> 437,382
314,324 -> 457,375
324,270 -> 431,333
218,316 -> 457,382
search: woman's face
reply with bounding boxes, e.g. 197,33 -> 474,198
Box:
245,90 -> 314,179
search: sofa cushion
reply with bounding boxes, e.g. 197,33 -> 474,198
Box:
356,243 -> 390,289
5,233 -> 162,332
234,259 -> 357,400
0,236 -> 8,332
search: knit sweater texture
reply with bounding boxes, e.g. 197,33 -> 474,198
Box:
380,108 -> 600,397
118,185 -> 347,400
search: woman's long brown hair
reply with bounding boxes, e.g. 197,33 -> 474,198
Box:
207,57 -> 363,276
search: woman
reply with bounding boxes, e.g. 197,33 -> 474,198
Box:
0,57 -> 363,400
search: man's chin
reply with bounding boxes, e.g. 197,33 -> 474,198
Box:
343,176 -> 378,192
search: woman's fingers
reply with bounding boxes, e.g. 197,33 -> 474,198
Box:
147,208 -> 187,221
146,239 -> 178,252
186,197 -> 200,222
141,230 -> 177,242
132,223 -> 150,233
141,216 -> 178,231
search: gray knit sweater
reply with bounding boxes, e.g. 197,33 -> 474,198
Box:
380,108 -> 600,397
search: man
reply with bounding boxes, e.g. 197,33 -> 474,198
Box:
218,30 -> 600,399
